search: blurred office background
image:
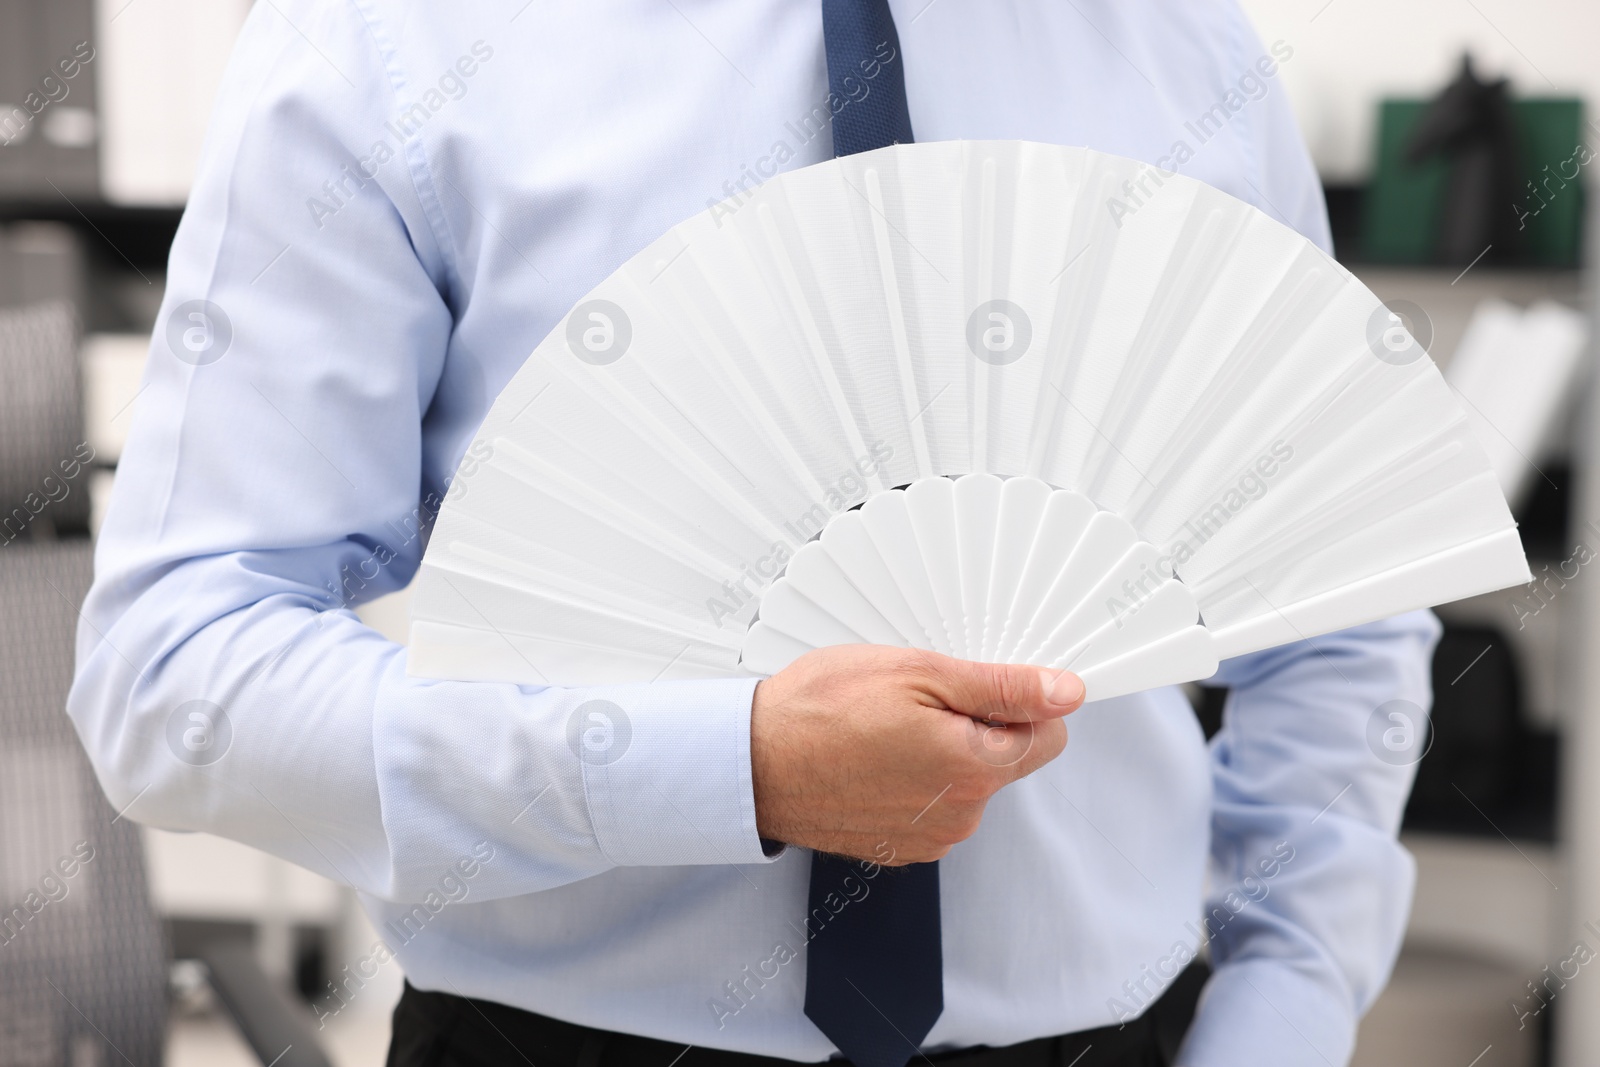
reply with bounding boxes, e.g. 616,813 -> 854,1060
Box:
1,1 -> 1599,1065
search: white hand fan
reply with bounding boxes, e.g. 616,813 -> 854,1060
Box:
407,141 -> 1530,701
739,476 -> 1219,701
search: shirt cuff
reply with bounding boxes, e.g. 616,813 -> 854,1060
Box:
579,675 -> 777,868
1177,960 -> 1356,1067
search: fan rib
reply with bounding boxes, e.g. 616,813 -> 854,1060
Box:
1207,526 -> 1528,661
755,202 -> 880,489
1024,164 -> 1128,479
489,436 -> 733,577
667,247 -> 832,502
903,477 -> 966,656
861,491 -> 955,654
820,512 -> 926,647
981,477 -> 1052,661
539,337 -> 790,549
971,155 -> 999,473
863,166 -> 933,479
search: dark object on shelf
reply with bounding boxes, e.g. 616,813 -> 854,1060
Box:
0,295 -> 90,541
293,924 -> 329,1004
1201,625 -> 1556,842
1405,623 -> 1557,842
0,200 -> 181,277
170,918 -> 332,1013
0,220 -> 82,310
1322,183 -> 1364,264
0,205 -> 178,332
1514,461 -> 1573,560
1403,55 -> 1522,267
1362,67 -> 1585,268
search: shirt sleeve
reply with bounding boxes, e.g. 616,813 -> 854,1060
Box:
66,0 -> 774,907
1177,611 -> 1440,1067
1176,9 -> 1435,1065
1223,2 -> 1333,254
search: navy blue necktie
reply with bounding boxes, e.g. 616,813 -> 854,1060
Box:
821,0 -> 915,157
805,7 -> 939,1067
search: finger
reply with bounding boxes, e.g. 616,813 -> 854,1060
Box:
958,715 -> 1068,781
1008,718 -> 1068,781
920,656 -> 1085,723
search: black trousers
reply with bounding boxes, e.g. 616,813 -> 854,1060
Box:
386,962 -> 1210,1067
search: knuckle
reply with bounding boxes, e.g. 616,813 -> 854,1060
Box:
1037,720 -> 1068,759
992,666 -> 1034,718
893,841 -> 942,864
949,812 -> 983,843
934,801 -> 986,845
1013,723 -> 1067,778
947,769 -> 994,806
883,646 -> 933,685
915,836 -> 954,861
918,651 -> 965,693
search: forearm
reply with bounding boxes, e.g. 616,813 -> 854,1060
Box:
69,548 -> 771,902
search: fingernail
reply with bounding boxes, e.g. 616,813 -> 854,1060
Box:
1039,669 -> 1084,707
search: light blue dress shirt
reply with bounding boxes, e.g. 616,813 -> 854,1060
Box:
67,2 -> 1441,1065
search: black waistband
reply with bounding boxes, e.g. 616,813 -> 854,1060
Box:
385,961 -> 1209,1067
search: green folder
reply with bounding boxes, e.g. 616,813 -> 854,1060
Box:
1362,97 -> 1586,266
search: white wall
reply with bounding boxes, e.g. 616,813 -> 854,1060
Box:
1237,0 -> 1599,181
96,0 -> 252,205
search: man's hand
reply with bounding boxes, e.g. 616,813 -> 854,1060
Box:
750,645 -> 1084,865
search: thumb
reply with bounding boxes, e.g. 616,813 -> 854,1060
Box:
922,655 -> 1085,723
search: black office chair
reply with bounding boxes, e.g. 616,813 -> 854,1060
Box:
0,299 -> 334,1067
